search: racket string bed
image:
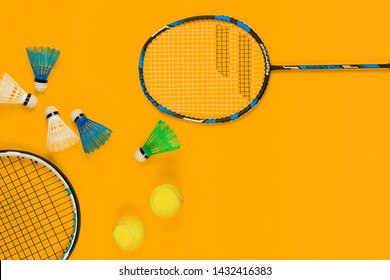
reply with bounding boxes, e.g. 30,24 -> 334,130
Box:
0,154 -> 78,260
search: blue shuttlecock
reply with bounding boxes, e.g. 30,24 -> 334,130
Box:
26,46 -> 61,92
71,109 -> 112,153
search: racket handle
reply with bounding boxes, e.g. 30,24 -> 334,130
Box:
271,63 -> 390,71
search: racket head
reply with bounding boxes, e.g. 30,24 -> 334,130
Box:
0,150 -> 80,260
139,15 -> 271,123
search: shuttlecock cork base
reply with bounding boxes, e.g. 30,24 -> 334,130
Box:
135,147 -> 149,162
22,93 -> 37,108
34,80 -> 48,92
45,106 -> 59,119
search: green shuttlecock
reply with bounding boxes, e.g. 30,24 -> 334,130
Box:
135,120 -> 180,162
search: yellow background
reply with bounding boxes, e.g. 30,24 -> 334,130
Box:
1,0 -> 390,259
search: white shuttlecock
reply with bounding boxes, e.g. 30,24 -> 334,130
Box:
46,106 -> 79,152
0,72 -> 38,108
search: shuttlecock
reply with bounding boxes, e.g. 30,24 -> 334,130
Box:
135,120 -> 180,162
0,72 -> 38,108
71,109 -> 112,153
26,46 -> 60,92
46,106 -> 79,152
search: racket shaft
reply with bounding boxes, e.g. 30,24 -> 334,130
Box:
271,63 -> 390,71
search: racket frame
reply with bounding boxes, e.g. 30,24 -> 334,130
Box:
139,15 -> 271,123
0,150 -> 80,260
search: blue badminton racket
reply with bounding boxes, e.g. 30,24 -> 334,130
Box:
139,15 -> 389,123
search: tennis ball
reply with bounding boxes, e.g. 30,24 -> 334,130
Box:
150,184 -> 183,218
112,216 -> 146,251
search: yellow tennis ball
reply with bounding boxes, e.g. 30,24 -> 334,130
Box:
112,216 -> 146,251
150,184 -> 183,218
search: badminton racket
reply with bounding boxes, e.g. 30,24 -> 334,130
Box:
0,150 -> 80,260
139,15 -> 390,123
